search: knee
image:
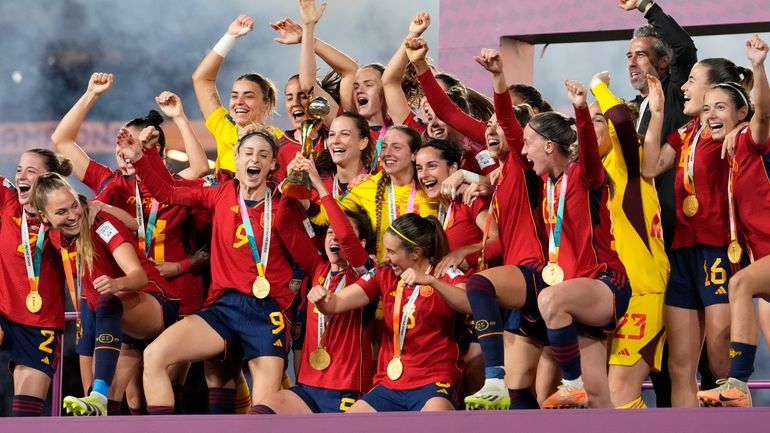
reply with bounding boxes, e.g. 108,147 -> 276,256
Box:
537,288 -> 561,322
143,340 -> 170,373
95,294 -> 123,317
728,270 -> 752,302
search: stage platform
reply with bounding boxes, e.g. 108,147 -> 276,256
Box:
1,408 -> 768,433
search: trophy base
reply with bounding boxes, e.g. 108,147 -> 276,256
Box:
282,170 -> 313,200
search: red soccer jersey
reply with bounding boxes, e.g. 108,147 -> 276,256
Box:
667,121 -> 731,249
0,178 -> 66,329
66,212 -> 172,311
443,196 -> 488,253
82,160 -> 199,308
540,106 -> 626,280
133,151 -> 320,312
356,266 -> 466,390
732,126 -> 770,259
493,90 -> 548,268
417,70 -> 499,176
299,195 -> 376,393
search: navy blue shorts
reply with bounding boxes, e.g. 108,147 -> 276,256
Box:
196,290 -> 290,361
289,383 -> 361,413
665,245 -> 733,309
578,271 -> 632,340
123,292 -> 180,352
504,265 -> 549,344
360,382 -> 457,412
0,314 -> 61,377
75,298 -> 95,356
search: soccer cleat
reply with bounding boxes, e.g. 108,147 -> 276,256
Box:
63,393 -> 107,416
541,382 -> 588,409
464,379 -> 511,410
697,378 -> 752,408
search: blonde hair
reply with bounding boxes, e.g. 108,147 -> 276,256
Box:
32,172 -> 95,273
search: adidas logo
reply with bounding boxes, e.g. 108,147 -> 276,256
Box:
273,339 -> 283,348
41,356 -> 50,365
231,205 -> 240,213
618,348 -> 630,356
714,286 -> 727,295
729,348 -> 742,359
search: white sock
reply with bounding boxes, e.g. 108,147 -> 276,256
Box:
563,376 -> 584,389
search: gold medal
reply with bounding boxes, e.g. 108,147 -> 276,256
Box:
25,291 -> 42,313
542,263 -> 564,286
252,276 -> 271,299
76,318 -> 83,341
728,241 -> 743,264
387,357 -> 403,380
682,194 -> 699,218
309,347 -> 331,371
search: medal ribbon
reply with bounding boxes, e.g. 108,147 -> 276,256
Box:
388,181 -> 417,224
316,270 -> 346,349
332,175 -> 350,201
237,188 -> 272,278
439,202 -> 454,230
478,176 -> 502,269
370,125 -> 388,172
683,124 -> 706,196
21,212 -> 45,294
728,157 -> 739,246
60,247 -> 82,325
142,199 -> 160,257
392,266 -> 430,359
135,181 -> 146,253
546,167 -> 569,264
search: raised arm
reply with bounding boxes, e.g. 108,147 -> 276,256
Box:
271,16 -> 358,112
641,75 -> 677,177
297,1 -> 340,127
406,37 -> 486,144
475,49 -> 525,158
155,91 -> 209,179
192,15 -> 254,120
50,72 -> 113,180
565,80 -> 605,189
748,35 -> 770,148
383,12 -> 431,125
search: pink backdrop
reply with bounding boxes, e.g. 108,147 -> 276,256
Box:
438,0 -> 770,91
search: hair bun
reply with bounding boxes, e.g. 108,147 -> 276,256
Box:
567,117 -> 576,126
146,109 -> 164,126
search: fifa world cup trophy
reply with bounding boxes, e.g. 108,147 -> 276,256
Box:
281,96 -> 331,199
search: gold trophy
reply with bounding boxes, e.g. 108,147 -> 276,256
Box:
281,96 -> 331,200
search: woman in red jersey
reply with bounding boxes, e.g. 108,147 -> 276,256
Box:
0,150 -> 71,416
310,213 -> 469,412
252,154 -> 377,414
121,126 -> 319,414
521,80 -> 631,409
642,56 -> 754,407
692,35 -> 770,408
31,173 -> 175,417
51,72 -> 210,414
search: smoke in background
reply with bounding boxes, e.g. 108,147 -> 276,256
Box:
0,0 -> 439,127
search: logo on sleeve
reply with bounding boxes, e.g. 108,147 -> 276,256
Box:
446,267 -> 464,279
96,221 -> 119,243
2,178 -> 16,192
475,150 -> 495,170
361,268 -> 376,281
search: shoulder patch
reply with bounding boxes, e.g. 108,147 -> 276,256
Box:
96,221 -> 119,243
360,267 -> 377,281
202,174 -> 219,187
302,218 -> 316,237
2,178 -> 16,192
446,266 -> 465,279
475,150 -> 495,170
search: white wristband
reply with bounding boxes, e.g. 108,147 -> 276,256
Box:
461,169 -> 480,185
213,33 -> 236,57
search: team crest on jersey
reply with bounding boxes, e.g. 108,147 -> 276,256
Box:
96,221 -> 119,243
2,178 -> 16,192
